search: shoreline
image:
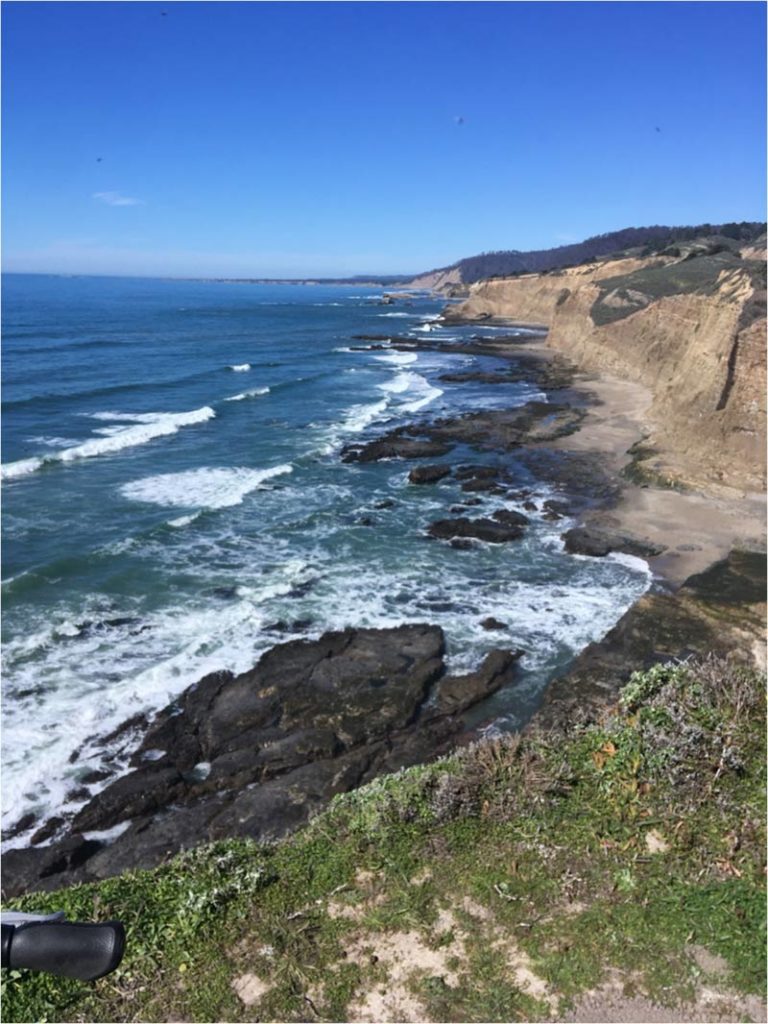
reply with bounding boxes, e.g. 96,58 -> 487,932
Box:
508,333 -> 767,586
3,307 -> 765,897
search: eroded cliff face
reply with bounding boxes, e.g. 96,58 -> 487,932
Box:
410,266 -> 465,291
450,251 -> 767,494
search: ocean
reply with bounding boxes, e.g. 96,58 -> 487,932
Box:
1,273 -> 650,843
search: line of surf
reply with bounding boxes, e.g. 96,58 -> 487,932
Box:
1,406 -> 216,480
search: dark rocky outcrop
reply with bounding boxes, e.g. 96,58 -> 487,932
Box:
491,509 -> 530,528
436,649 -> 524,713
518,448 -> 623,508
562,527 -> 666,559
2,625 -> 523,898
342,434 -> 452,464
536,549 -> 766,732
481,617 -> 508,631
439,371 -> 515,385
408,464 -> 452,485
454,465 -> 499,481
461,479 -> 504,494
427,517 -> 526,544
342,402 -> 584,465
423,403 -> 584,452
543,499 -> 573,516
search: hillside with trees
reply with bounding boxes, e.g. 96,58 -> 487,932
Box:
411,222 -> 766,286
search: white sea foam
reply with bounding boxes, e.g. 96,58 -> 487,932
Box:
167,512 -> 201,528
373,351 -> 418,366
339,399 -> 391,434
313,396 -> 394,455
88,411 -> 174,422
1,456 -> 45,479
0,553 -> 324,843
399,377 -> 444,413
224,387 -> 271,402
121,465 -> 293,510
334,341 -> 391,353
82,821 -> 133,845
1,407 -> 216,480
228,363 -> 251,372
378,370 -> 443,413
317,363 -> 445,455
607,550 -> 654,577
378,374 -> 412,395
26,436 -> 75,448
377,312 -> 418,318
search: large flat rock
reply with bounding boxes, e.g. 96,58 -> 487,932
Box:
3,625 -> 523,897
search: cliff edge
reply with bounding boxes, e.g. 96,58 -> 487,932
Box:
448,240 -> 766,494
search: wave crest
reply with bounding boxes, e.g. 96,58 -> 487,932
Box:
224,387 -> 270,402
1,406 -> 216,480
121,464 -> 293,510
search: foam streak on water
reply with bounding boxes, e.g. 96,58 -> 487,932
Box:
224,387 -> 270,401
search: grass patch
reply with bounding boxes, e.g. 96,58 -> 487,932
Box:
590,250 -> 744,326
3,657 -> 765,1022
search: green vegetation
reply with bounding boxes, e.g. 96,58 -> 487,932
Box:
3,657 -> 765,1022
621,439 -> 689,491
416,222 -> 765,284
590,248 -> 746,327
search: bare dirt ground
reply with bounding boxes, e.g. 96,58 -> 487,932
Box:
564,982 -> 767,1024
232,872 -> 767,1024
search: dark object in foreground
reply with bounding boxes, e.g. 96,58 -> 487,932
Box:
1,913 -> 125,981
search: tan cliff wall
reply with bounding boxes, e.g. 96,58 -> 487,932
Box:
450,257 -> 767,494
410,266 -> 464,291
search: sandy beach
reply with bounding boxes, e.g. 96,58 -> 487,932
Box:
512,335 -> 767,586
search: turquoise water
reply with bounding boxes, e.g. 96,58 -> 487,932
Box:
1,274 -> 650,840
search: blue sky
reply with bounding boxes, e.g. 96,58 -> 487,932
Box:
2,1 -> 765,277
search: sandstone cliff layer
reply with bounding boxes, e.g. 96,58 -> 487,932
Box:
449,247 -> 767,494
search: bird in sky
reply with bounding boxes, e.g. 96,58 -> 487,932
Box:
454,116 -> 465,126
655,126 -> 662,133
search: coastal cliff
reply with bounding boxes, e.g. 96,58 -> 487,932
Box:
448,243 -> 767,494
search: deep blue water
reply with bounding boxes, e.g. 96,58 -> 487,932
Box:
1,273 -> 650,841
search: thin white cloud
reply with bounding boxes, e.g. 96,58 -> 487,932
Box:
93,191 -> 145,207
